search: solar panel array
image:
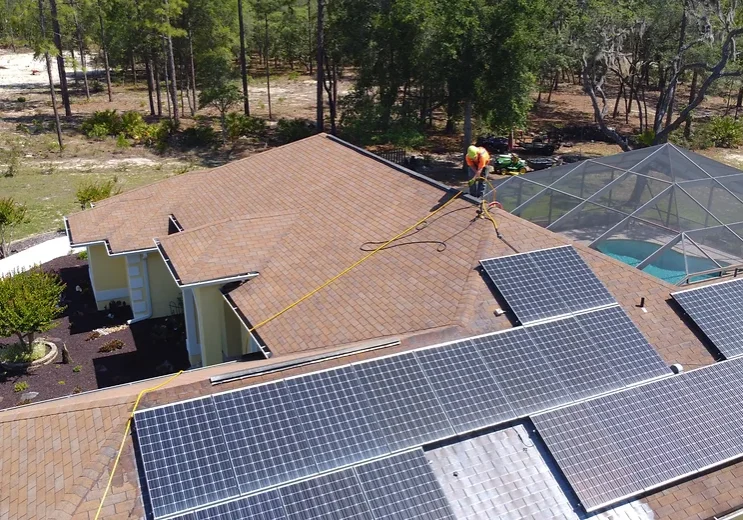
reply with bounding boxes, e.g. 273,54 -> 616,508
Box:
135,306 -> 668,518
672,277 -> 743,358
533,357 -> 743,512
480,245 -> 616,323
170,450 -> 455,520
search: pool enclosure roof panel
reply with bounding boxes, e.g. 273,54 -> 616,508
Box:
485,144 -> 743,285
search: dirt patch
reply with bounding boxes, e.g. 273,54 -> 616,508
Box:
0,254 -> 189,410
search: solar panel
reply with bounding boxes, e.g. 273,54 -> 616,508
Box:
285,366 -> 389,472
533,357 -> 743,512
134,397 -> 239,519
473,326 -> 568,415
528,246 -> 615,313
480,252 -> 566,323
354,353 -> 454,451
280,468 -> 374,520
169,489 -> 287,520
414,341 -> 514,433
212,381 -> 317,494
672,278 -> 743,358
574,306 -> 669,385
480,245 -> 615,323
354,450 -> 456,520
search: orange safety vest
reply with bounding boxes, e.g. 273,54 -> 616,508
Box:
466,147 -> 491,171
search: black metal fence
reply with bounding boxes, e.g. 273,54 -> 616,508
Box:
376,149 -> 408,165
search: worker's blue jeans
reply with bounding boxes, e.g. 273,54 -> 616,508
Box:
469,166 -> 493,198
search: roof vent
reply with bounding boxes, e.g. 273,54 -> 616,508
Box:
670,363 -> 684,374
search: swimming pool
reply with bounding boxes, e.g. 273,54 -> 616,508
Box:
596,239 -> 722,284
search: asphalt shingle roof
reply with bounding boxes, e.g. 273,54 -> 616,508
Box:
11,137 -> 736,519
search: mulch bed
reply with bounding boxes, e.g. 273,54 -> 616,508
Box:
0,255 -> 189,410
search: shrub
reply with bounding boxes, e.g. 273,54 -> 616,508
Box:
17,96 -> 26,103
149,119 -> 178,150
81,110 -> 122,138
72,364 -> 82,373
699,115 -> 743,148
77,250 -> 88,260
72,385 -> 82,393
1,143 -> 22,177
116,133 -> 130,148
120,111 -> 150,140
58,380 -> 65,385
90,80 -> 104,93
276,118 -> 315,144
0,197 -> 28,258
225,113 -> 266,140
13,381 -> 28,393
98,339 -> 125,353
75,178 -> 121,209
0,268 -> 66,349
0,340 -> 47,363
182,122 -> 218,148
85,330 -> 100,341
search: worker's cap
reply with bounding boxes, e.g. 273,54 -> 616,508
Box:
467,145 -> 479,159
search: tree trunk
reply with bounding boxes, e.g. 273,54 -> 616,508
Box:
145,49 -> 156,116
264,15 -> 272,120
153,53 -> 163,116
97,1 -> 113,102
684,69 -> 698,138
735,87 -> 743,120
237,0 -> 250,115
70,47 -> 78,85
161,38 -> 172,119
322,51 -> 337,134
38,0 -> 63,149
73,7 -> 90,99
131,52 -> 137,86
188,26 -> 197,112
665,89 -> 675,128
316,0 -> 324,132
307,0 -> 313,75
463,99 -> 472,170
612,81 -> 624,119
49,0 -> 71,116
166,36 -> 178,123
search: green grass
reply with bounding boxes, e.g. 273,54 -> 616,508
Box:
0,341 -> 47,363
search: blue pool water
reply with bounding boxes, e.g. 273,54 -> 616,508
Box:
596,239 -> 721,284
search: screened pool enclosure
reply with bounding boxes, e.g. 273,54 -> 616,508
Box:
485,144 -> 743,285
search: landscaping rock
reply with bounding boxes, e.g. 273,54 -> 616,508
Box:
20,391 -> 38,400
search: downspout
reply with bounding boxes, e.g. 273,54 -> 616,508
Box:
127,252 -> 153,324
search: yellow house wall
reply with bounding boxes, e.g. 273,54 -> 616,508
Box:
223,300 -> 245,359
193,285 -> 227,367
147,253 -> 182,319
88,244 -> 129,310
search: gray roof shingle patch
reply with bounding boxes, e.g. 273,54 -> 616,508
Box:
424,425 -> 656,520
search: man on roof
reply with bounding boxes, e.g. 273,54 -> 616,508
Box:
466,145 -> 493,197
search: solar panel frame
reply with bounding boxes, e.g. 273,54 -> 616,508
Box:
279,467 -> 374,520
284,365 -> 389,472
353,353 -> 454,452
672,278 -> 743,359
354,449 -> 456,520
212,381 -> 317,495
133,397 -> 240,519
413,341 -> 515,433
533,357 -> 743,512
